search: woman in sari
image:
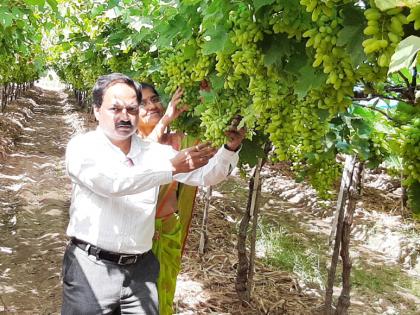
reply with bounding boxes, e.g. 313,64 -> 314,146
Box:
137,83 -> 198,315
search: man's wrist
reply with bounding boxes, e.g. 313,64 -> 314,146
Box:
224,143 -> 241,152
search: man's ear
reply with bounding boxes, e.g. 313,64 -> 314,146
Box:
93,106 -> 100,121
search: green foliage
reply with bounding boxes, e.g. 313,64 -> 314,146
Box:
388,36 -> 420,74
0,2 -> 48,85
5,0 -> 420,215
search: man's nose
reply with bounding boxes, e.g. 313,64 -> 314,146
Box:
120,108 -> 130,119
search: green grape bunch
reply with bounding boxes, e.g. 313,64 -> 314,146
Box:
362,6 -> 407,68
401,117 -> 420,185
407,5 -> 420,30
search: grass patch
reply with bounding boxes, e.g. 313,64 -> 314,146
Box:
257,221 -> 326,288
351,263 -> 419,297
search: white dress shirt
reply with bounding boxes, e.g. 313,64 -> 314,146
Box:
65,127 -> 239,254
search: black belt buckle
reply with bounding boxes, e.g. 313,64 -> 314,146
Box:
118,254 -> 138,265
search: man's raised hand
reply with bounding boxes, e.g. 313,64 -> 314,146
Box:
170,143 -> 216,175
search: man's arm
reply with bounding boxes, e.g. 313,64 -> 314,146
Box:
172,145 -> 239,186
65,135 -> 216,198
66,139 -> 173,198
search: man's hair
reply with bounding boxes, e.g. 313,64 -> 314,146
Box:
139,82 -> 160,97
92,73 -> 142,108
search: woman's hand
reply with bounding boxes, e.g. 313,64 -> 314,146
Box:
162,87 -> 189,125
225,115 -> 246,151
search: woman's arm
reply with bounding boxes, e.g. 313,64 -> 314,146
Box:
148,87 -> 188,143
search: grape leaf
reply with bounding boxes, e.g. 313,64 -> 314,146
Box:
199,90 -> 216,104
46,0 -> 58,11
24,0 -> 45,6
156,16 -> 188,47
253,0 -> 276,12
261,34 -> 292,66
388,36 -> 420,74
374,0 -> 418,11
209,73 -> 225,91
202,24 -> 232,55
202,0 -> 230,29
337,5 -> 366,67
337,25 -> 365,67
239,138 -> 267,167
0,9 -> 13,28
294,63 -> 326,99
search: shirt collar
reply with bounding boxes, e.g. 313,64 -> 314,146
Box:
95,126 -> 139,161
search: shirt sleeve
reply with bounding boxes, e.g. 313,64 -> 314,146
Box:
173,146 -> 239,186
65,136 -> 173,198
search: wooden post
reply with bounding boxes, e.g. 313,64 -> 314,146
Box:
199,186 -> 212,255
236,142 -> 271,302
335,160 -> 363,314
325,155 -> 357,314
246,157 -> 264,300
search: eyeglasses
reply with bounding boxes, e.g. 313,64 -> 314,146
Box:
139,95 -> 161,107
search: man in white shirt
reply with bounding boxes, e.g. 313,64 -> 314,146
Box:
62,73 -> 244,314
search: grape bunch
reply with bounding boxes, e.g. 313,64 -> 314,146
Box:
199,90 -> 248,146
401,117 -> 420,185
407,5 -> 420,30
268,0 -> 311,39
228,9 -> 263,47
362,5 -> 407,68
301,0 -> 356,100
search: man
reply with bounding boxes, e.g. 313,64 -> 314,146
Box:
62,73 -> 244,314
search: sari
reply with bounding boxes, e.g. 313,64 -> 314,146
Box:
152,135 -> 198,315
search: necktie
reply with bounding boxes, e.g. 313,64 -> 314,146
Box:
125,157 -> 134,167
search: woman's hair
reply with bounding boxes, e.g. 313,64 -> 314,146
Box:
139,82 -> 159,97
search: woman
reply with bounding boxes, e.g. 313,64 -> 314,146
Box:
137,83 -> 198,315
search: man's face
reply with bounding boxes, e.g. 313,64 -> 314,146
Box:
94,83 -> 139,144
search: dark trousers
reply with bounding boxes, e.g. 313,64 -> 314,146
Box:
61,243 -> 159,315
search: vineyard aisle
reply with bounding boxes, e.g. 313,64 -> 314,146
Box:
0,86 -> 419,314
0,86 -> 83,313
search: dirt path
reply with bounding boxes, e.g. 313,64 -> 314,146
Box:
0,87 -> 84,313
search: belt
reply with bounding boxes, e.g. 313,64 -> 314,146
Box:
71,238 -> 149,265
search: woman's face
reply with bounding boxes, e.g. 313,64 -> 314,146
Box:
138,87 -> 164,128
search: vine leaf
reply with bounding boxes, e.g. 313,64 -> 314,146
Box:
239,138 -> 266,167
0,9 -> 13,28
156,15 -> 190,47
337,25 -> 365,67
24,0 -> 45,6
46,0 -> 58,11
202,24 -> 233,55
295,63 -> 325,99
253,0 -> 276,12
388,36 -> 420,74
261,34 -> 292,66
374,0 -> 418,11
337,5 -> 365,67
